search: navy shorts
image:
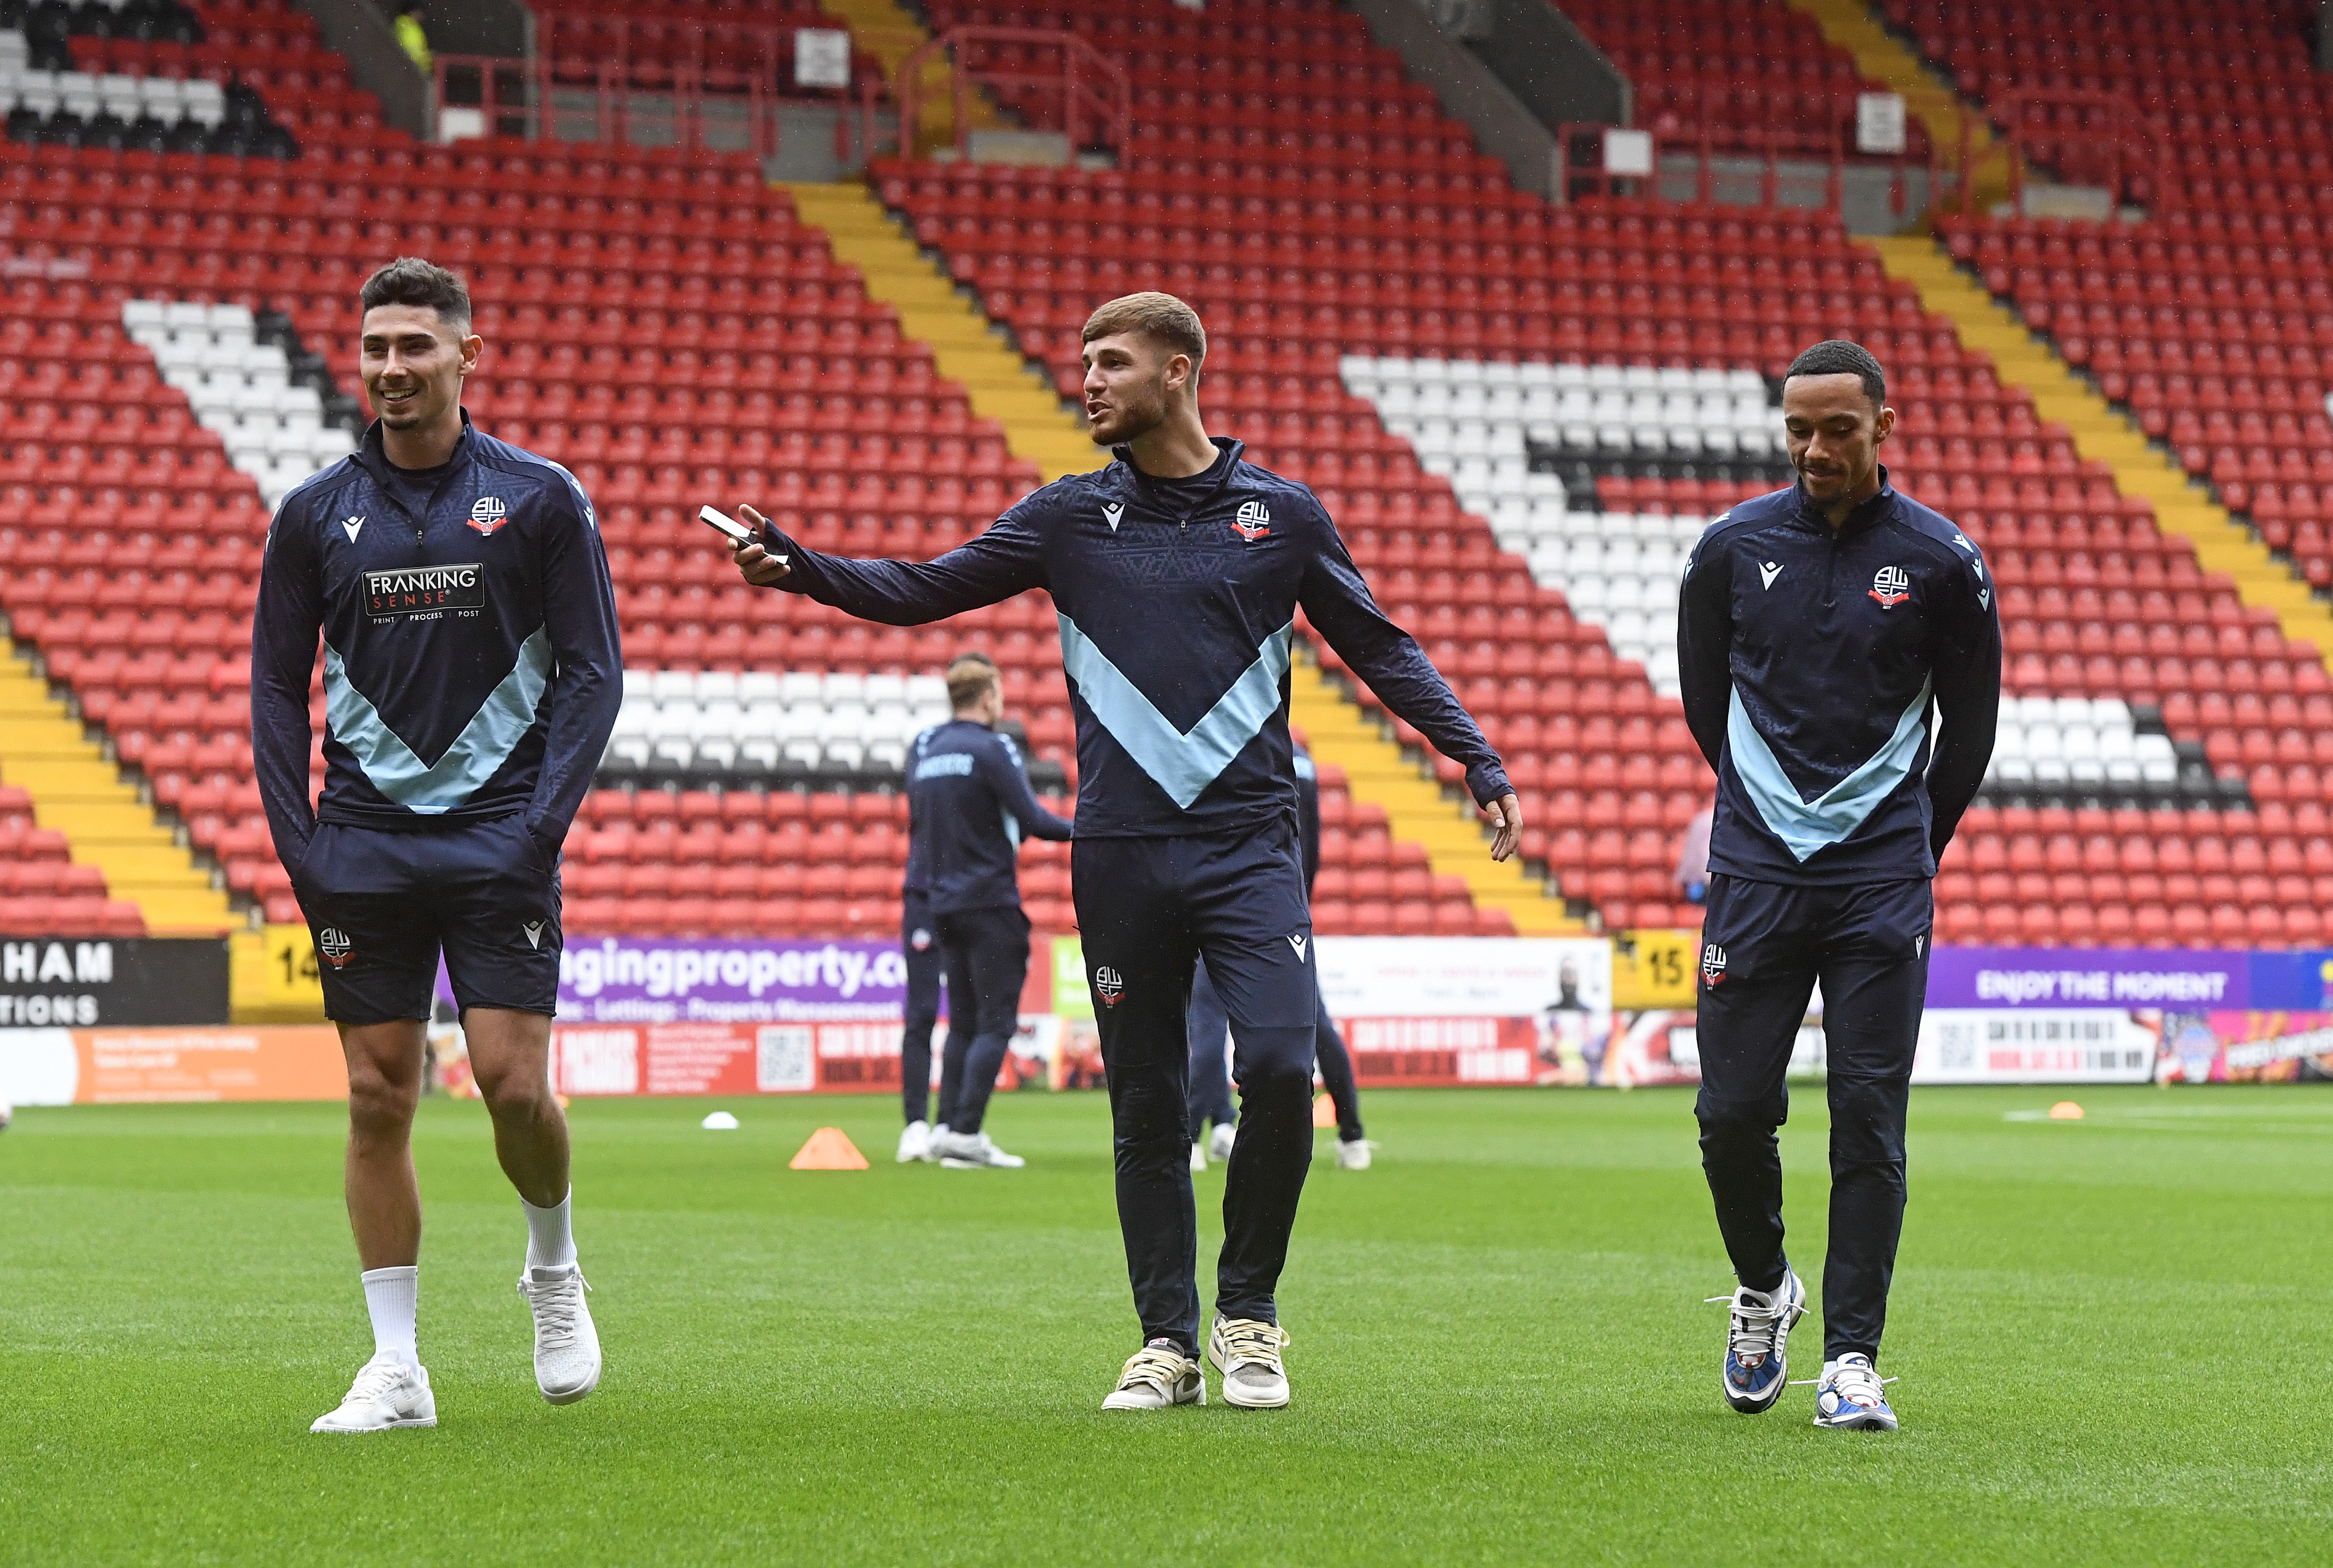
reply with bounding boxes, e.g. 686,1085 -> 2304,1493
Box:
293,814 -> 562,1026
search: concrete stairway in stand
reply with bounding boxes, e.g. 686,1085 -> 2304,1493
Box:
0,648 -> 237,934
1873,234 -> 2333,664
784,180 -> 1104,483
1290,656 -> 1580,936
1785,0 -> 2014,214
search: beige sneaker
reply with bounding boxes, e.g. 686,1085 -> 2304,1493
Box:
1101,1339 -> 1205,1411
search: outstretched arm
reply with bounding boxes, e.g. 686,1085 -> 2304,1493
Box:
524,478 -> 624,860
1925,548 -> 2003,859
729,501 -> 1044,625
1296,502 -> 1520,860
251,500 -> 323,871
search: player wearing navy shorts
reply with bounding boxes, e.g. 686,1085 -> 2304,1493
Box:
251,258 -> 622,1433
729,293 -> 1517,1411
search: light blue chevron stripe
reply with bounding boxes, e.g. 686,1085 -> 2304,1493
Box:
323,629 -> 553,813
1727,678 -> 1932,862
1057,613 -> 1293,810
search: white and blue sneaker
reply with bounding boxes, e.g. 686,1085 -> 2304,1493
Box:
1813,1354 -> 1898,1430
1708,1270 -> 1806,1414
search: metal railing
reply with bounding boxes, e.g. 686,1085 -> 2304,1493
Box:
1944,87 -> 2170,217
1554,121 -> 1864,215
431,51 -> 883,165
894,26 -> 1129,161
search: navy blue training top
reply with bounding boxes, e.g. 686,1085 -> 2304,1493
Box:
250,414 -> 624,867
761,438 -> 1510,841
1676,470 -> 2002,885
907,717 -> 1075,916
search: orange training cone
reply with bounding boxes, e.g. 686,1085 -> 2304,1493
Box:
1312,1093 -> 1337,1129
789,1127 -> 869,1170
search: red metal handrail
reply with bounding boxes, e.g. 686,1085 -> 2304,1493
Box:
895,26 -> 1130,161
1555,121 -> 1851,215
433,51 -> 868,163
1954,87 -> 2171,217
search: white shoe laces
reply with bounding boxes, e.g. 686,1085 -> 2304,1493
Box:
520,1268 -> 591,1353
1798,1357 -> 1897,1398
1216,1318 -> 1290,1372
1705,1285 -> 1792,1363
1118,1344 -> 1192,1395
341,1358 -> 408,1408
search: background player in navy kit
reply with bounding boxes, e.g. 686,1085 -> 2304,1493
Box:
895,758 -> 944,1164
727,292 -> 1518,1411
251,259 -> 622,1434
1676,340 -> 2000,1433
909,651 -> 1075,1170
1187,741 -> 1369,1172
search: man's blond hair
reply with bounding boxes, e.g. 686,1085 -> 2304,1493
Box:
1082,291 -> 1206,376
946,652 -> 1000,712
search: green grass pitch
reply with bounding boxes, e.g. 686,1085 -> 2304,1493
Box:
4,1084 -> 2330,1565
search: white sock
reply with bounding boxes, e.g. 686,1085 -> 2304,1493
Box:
360,1265 -> 418,1366
523,1188 -> 576,1270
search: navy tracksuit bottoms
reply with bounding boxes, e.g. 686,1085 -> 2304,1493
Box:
1693,873 -> 1933,1364
1073,822 -> 1318,1356
1188,955 -> 1364,1143
900,892 -> 945,1127
935,905 -> 1030,1136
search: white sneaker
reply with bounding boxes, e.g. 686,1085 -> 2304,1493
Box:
897,1121 -> 931,1163
1207,1314 -> 1291,1409
310,1354 -> 436,1433
1101,1339 -> 1205,1410
518,1263 -> 601,1405
1190,1140 -> 1208,1173
1813,1353 -> 1899,1431
1711,1269 -> 1807,1415
1335,1136 -> 1375,1170
1208,1122 -> 1236,1161
935,1129 -> 1025,1168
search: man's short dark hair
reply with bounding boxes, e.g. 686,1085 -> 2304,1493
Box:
1785,339 -> 1885,407
359,257 -> 471,334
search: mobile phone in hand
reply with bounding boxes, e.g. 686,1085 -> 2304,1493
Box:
701,506 -> 785,563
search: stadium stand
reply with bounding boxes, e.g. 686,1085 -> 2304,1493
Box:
6,0 -> 2333,949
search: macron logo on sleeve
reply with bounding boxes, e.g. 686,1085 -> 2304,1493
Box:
1758,562 -> 1783,590
1102,502 -> 1125,533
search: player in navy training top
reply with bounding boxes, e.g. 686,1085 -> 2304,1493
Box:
907,651 -> 1074,1168
251,259 -> 622,1434
729,292 -> 1521,1411
1675,340 -> 2001,1433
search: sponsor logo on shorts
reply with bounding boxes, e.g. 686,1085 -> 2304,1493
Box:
522,920 -> 546,950
318,927 -> 354,968
469,495 -> 509,536
1701,942 -> 1727,986
909,927 -> 933,951
1868,565 -> 1910,608
1287,933 -> 1308,960
1092,965 -> 1125,1007
1233,499 -> 1270,541
364,564 -> 485,620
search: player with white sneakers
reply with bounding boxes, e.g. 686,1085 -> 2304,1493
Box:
1677,341 -> 1997,1433
255,259 -> 621,1433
